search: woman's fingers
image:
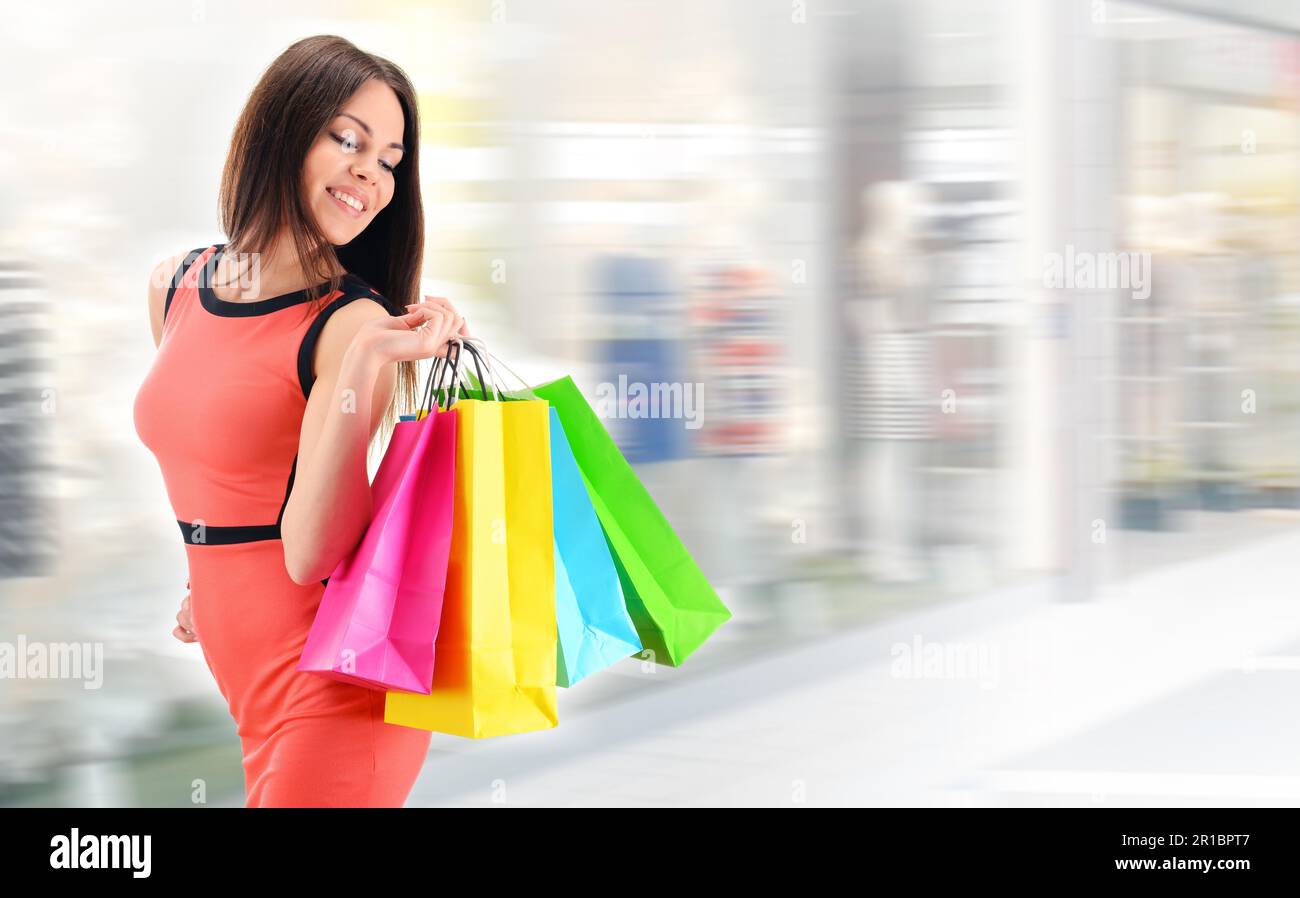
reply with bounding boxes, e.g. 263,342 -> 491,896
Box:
412,315 -> 452,358
412,295 -> 459,318
392,304 -> 471,361
403,306 -> 450,332
409,307 -> 463,357
401,305 -> 439,324
408,296 -> 470,337
172,608 -> 196,642
443,316 -> 467,350
175,591 -> 196,642
430,316 -> 465,359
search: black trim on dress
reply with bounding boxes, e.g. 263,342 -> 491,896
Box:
295,283 -> 389,401
198,243 -> 342,318
163,247 -> 207,326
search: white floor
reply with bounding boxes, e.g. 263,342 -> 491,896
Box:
405,527 -> 1300,807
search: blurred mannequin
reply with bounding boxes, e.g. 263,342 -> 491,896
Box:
846,181 -> 935,583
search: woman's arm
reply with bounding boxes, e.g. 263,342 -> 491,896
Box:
281,299 -> 397,585
281,297 -> 465,585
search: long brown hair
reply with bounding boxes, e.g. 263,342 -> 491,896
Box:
217,34 -> 422,451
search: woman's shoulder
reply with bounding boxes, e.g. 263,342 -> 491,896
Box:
151,246 -> 210,293
316,275 -> 398,334
299,274 -> 400,397
337,272 -> 398,315
148,246 -> 214,346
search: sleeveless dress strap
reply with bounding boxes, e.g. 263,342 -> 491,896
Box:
295,275 -> 393,401
163,245 -> 216,325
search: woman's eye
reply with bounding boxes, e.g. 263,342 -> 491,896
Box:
329,131 -> 396,173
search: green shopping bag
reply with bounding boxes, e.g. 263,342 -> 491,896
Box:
534,376 -> 730,666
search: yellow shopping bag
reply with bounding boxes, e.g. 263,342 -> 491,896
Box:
385,397 -> 557,738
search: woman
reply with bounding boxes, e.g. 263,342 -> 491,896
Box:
133,35 -> 467,807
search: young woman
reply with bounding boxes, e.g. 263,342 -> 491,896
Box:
133,35 -> 468,807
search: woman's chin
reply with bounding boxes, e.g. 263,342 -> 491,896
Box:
318,223 -> 356,246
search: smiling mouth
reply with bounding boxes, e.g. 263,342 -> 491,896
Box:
326,187 -> 366,216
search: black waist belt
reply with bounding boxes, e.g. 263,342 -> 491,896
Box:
175,519 -> 329,586
176,520 -> 281,545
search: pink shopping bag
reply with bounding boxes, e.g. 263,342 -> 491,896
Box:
297,407 -> 458,692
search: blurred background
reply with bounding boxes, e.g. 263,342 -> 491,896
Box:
3,0 -> 1300,807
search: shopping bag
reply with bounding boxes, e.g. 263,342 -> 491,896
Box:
414,381 -> 642,685
452,358 -> 728,665
452,353 -> 732,668
532,376 -> 731,667
548,406 -> 642,686
385,393 -> 558,738
297,406 -> 458,692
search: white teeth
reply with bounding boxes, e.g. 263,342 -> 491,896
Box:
329,189 -> 364,212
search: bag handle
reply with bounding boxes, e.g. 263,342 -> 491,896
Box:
416,338 -> 481,414
457,337 -> 541,400
430,337 -> 503,402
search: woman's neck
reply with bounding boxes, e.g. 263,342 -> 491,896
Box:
218,234 -> 346,299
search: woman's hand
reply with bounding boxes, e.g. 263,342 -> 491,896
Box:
408,295 -> 471,339
353,294 -> 469,366
173,579 -> 197,643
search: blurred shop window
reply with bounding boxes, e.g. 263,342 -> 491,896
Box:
1115,3 -> 1300,525
687,260 -> 786,458
591,253 -> 688,464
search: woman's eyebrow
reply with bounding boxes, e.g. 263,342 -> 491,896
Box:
337,112 -> 405,153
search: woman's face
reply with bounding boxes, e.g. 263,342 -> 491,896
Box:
302,79 -> 406,245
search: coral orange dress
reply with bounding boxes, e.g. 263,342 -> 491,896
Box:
133,244 -> 431,807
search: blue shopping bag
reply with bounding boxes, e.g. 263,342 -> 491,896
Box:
549,406 -> 641,685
